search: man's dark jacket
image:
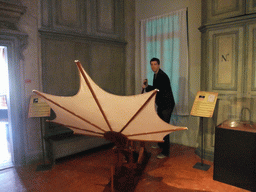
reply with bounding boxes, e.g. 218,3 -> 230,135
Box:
146,69 -> 175,110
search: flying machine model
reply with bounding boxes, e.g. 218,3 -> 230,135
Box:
33,60 -> 187,191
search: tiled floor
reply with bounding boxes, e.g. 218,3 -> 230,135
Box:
0,142 -> 250,192
0,121 -> 13,170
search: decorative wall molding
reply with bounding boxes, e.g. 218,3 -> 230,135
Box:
212,31 -> 239,91
0,28 -> 28,59
199,13 -> 256,32
201,0 -> 256,25
54,0 -> 86,32
246,0 -> 256,14
207,26 -> 244,95
211,0 -> 241,16
96,0 -> 115,34
0,0 -> 26,30
247,23 -> 256,94
38,28 -> 127,45
40,0 -> 124,40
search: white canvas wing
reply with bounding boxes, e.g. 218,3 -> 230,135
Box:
33,61 -> 187,142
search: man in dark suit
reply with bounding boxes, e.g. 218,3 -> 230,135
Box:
142,57 -> 175,159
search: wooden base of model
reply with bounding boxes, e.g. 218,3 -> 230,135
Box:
103,139 -> 151,192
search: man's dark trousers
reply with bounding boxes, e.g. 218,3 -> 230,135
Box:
157,107 -> 173,156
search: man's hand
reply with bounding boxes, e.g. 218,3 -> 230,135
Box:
142,79 -> 148,89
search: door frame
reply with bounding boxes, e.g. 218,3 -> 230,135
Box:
0,31 -> 28,166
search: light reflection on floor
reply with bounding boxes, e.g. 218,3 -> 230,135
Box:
0,122 -> 12,170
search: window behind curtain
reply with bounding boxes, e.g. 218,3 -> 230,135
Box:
140,8 -> 189,116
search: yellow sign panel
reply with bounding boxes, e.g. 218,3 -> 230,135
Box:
28,95 -> 51,118
190,91 -> 218,118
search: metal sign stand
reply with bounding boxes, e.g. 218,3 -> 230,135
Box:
28,95 -> 52,171
36,117 -> 52,171
190,91 -> 218,171
193,117 -> 211,171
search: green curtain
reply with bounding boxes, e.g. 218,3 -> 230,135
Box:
140,8 -> 189,116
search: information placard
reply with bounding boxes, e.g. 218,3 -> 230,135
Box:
190,91 -> 218,118
28,95 -> 51,118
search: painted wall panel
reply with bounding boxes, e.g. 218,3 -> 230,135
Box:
203,0 -> 245,24
96,0 -> 115,34
91,43 -> 125,95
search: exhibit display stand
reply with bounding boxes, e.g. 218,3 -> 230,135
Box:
214,122 -> 256,191
190,91 -> 218,171
213,97 -> 256,191
28,95 -> 52,171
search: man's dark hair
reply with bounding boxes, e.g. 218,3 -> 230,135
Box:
150,57 -> 160,65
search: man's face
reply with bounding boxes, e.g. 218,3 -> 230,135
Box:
150,61 -> 160,73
